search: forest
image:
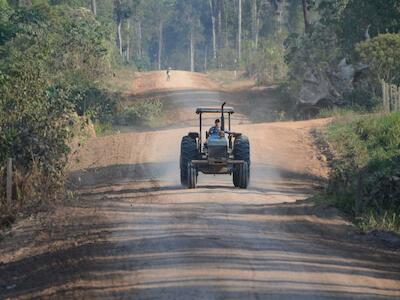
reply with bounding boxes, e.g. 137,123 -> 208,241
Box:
1,0 -> 400,231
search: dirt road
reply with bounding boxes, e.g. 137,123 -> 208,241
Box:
1,71 -> 400,299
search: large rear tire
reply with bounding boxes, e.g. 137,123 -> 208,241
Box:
180,136 -> 198,186
238,162 -> 249,189
187,162 -> 197,189
233,167 -> 240,187
233,135 -> 250,164
233,135 -> 250,188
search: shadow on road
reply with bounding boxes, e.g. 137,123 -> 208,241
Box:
1,164 -> 399,299
1,193 -> 400,299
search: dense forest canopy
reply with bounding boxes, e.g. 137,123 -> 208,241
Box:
2,0 -> 399,75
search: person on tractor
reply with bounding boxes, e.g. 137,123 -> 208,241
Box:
209,119 -> 221,136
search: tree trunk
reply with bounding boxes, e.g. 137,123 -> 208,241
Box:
251,0 -> 257,47
204,44 -> 208,72
255,14 -> 260,49
224,0 -> 228,49
218,2 -> 222,47
302,0 -> 310,33
126,19 -> 130,62
190,26 -> 195,72
238,0 -> 242,60
91,0 -> 97,16
158,21 -> 163,70
278,0 -> 285,32
117,19 -> 123,57
137,21 -> 142,58
209,0 -> 217,60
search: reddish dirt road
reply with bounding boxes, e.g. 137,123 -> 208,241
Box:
1,71 -> 399,299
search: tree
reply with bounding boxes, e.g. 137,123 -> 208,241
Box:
356,33 -> 400,85
209,0 -> 217,60
238,0 -> 242,60
91,0 -> 97,15
114,0 -> 138,59
140,0 -> 174,69
0,3 -> 112,206
339,0 -> 400,53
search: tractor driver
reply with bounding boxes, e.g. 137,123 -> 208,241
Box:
209,119 -> 221,136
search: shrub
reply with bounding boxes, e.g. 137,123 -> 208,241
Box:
323,112 -> 400,232
0,3 -> 111,214
356,33 -> 400,85
243,35 -> 287,85
116,98 -> 163,126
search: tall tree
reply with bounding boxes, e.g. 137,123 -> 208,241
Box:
301,0 -> 310,33
91,0 -> 97,16
143,0 -> 174,69
251,0 -> 257,47
209,0 -> 217,60
126,18 -> 131,61
238,0 -> 242,59
114,0 -> 124,57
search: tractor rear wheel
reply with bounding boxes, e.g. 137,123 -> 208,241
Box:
233,135 -> 250,188
233,135 -> 250,165
233,168 -> 240,187
187,162 -> 197,189
180,135 -> 198,186
233,162 -> 249,189
238,162 -> 249,188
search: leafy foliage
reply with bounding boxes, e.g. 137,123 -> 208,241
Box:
285,0 -> 400,111
0,2 -> 112,209
356,33 -> 400,85
243,35 -> 287,84
116,98 -> 163,126
323,112 -> 400,231
285,22 -> 340,96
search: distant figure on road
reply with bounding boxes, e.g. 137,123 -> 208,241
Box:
166,67 -> 171,81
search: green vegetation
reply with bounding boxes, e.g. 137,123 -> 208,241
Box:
356,34 -> 400,85
115,98 -> 163,127
320,112 -> 400,233
285,0 -> 400,111
0,1 -> 113,213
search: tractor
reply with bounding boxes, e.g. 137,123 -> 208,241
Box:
180,102 -> 250,189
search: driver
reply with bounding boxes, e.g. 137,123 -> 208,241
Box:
209,119 -> 221,136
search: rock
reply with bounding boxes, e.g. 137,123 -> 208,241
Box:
297,58 -> 369,112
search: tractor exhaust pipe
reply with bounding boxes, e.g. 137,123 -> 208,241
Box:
221,102 -> 226,131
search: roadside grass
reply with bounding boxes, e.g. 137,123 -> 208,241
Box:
93,121 -> 114,136
318,106 -> 369,118
113,97 -> 163,128
94,67 -> 165,134
104,67 -> 137,93
207,70 -> 246,85
317,111 -> 400,234
357,210 -> 400,233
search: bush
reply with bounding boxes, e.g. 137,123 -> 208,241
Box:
243,35 -> 287,85
356,33 -> 400,85
322,112 -> 400,232
0,3 -> 111,214
116,98 -> 163,126
64,82 -> 118,122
